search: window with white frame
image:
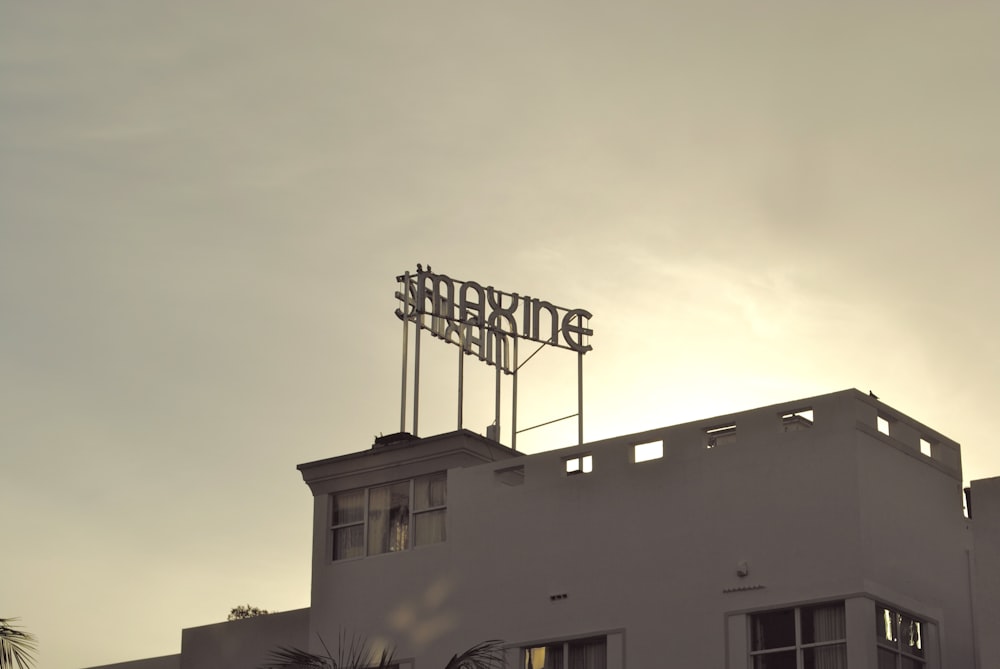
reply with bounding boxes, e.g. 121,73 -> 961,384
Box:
330,472 -> 447,561
523,636 -> 606,669
876,605 -> 925,668
749,601 -> 846,668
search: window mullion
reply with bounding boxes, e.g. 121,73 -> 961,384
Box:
328,494 -> 334,561
794,607 -> 802,669
408,478 -> 415,550
363,486 -> 370,557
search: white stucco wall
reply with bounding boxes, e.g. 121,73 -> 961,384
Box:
303,390 -> 975,668
85,389 -> 995,669
970,475 -> 1000,669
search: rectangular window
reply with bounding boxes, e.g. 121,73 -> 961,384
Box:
524,636 -> 606,669
368,481 -> 410,555
413,471 -> 447,546
750,601 -> 846,669
877,605 -> 925,668
564,454 -> 593,475
331,489 -> 365,560
330,473 -> 447,560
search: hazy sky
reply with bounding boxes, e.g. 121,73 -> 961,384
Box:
2,3 -> 998,668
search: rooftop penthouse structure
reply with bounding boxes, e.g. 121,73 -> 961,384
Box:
86,389 -> 1000,669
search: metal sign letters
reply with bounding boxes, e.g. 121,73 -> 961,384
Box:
394,266 -> 593,449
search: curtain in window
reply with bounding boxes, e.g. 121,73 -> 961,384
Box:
332,490 -> 365,560
367,486 -> 390,554
524,645 -> 561,669
414,473 -> 447,510
333,525 -> 364,560
568,638 -> 606,669
803,604 -> 846,669
804,644 -> 846,669
414,509 -> 446,546
368,483 -> 410,554
806,604 -> 846,642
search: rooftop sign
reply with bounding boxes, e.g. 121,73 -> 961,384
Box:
395,267 -> 593,375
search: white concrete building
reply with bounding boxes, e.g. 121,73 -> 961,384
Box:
86,389 -> 1000,669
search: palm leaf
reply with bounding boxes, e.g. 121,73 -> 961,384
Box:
260,645 -> 332,669
443,640 -> 506,669
0,618 -> 38,669
260,631 -> 394,669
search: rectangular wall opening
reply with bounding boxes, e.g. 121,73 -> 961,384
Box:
565,454 -> 593,475
704,423 -> 736,449
877,415 -> 891,436
633,440 -> 664,463
781,408 -> 814,432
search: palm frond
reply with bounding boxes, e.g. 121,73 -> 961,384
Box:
260,645 -> 332,669
260,631 -> 394,669
0,618 -> 38,669
443,640 -> 506,669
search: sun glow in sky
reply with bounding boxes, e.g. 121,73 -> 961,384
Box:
2,3 -> 999,668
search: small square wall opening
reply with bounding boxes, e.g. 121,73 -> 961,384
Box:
634,440 -> 664,463
919,438 -> 932,458
877,415 -> 891,436
565,454 -> 593,475
781,408 -> 814,432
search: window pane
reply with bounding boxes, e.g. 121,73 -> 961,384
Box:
900,656 -> 924,669
569,637 -> 606,669
414,509 -> 446,546
752,650 -> 796,669
414,472 -> 447,510
877,607 -> 898,647
333,525 -> 364,560
368,482 -> 410,555
332,489 -> 364,525
751,609 -> 796,650
900,615 -> 923,657
803,644 -> 846,669
524,645 -> 562,669
802,602 -> 846,643
877,647 -> 897,669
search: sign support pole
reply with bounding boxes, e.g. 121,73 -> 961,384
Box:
413,302 -> 421,437
512,337 -> 519,451
399,272 -> 409,433
578,350 -> 584,446
457,332 -> 464,430
494,355 -> 501,442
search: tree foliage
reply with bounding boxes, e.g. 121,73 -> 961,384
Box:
443,640 -> 506,669
0,618 -> 37,669
261,631 -> 394,669
261,635 -> 506,669
228,605 -> 271,621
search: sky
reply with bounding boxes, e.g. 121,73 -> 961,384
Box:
1,2 -> 998,667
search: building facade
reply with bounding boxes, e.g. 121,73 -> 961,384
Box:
86,389 -> 1000,669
